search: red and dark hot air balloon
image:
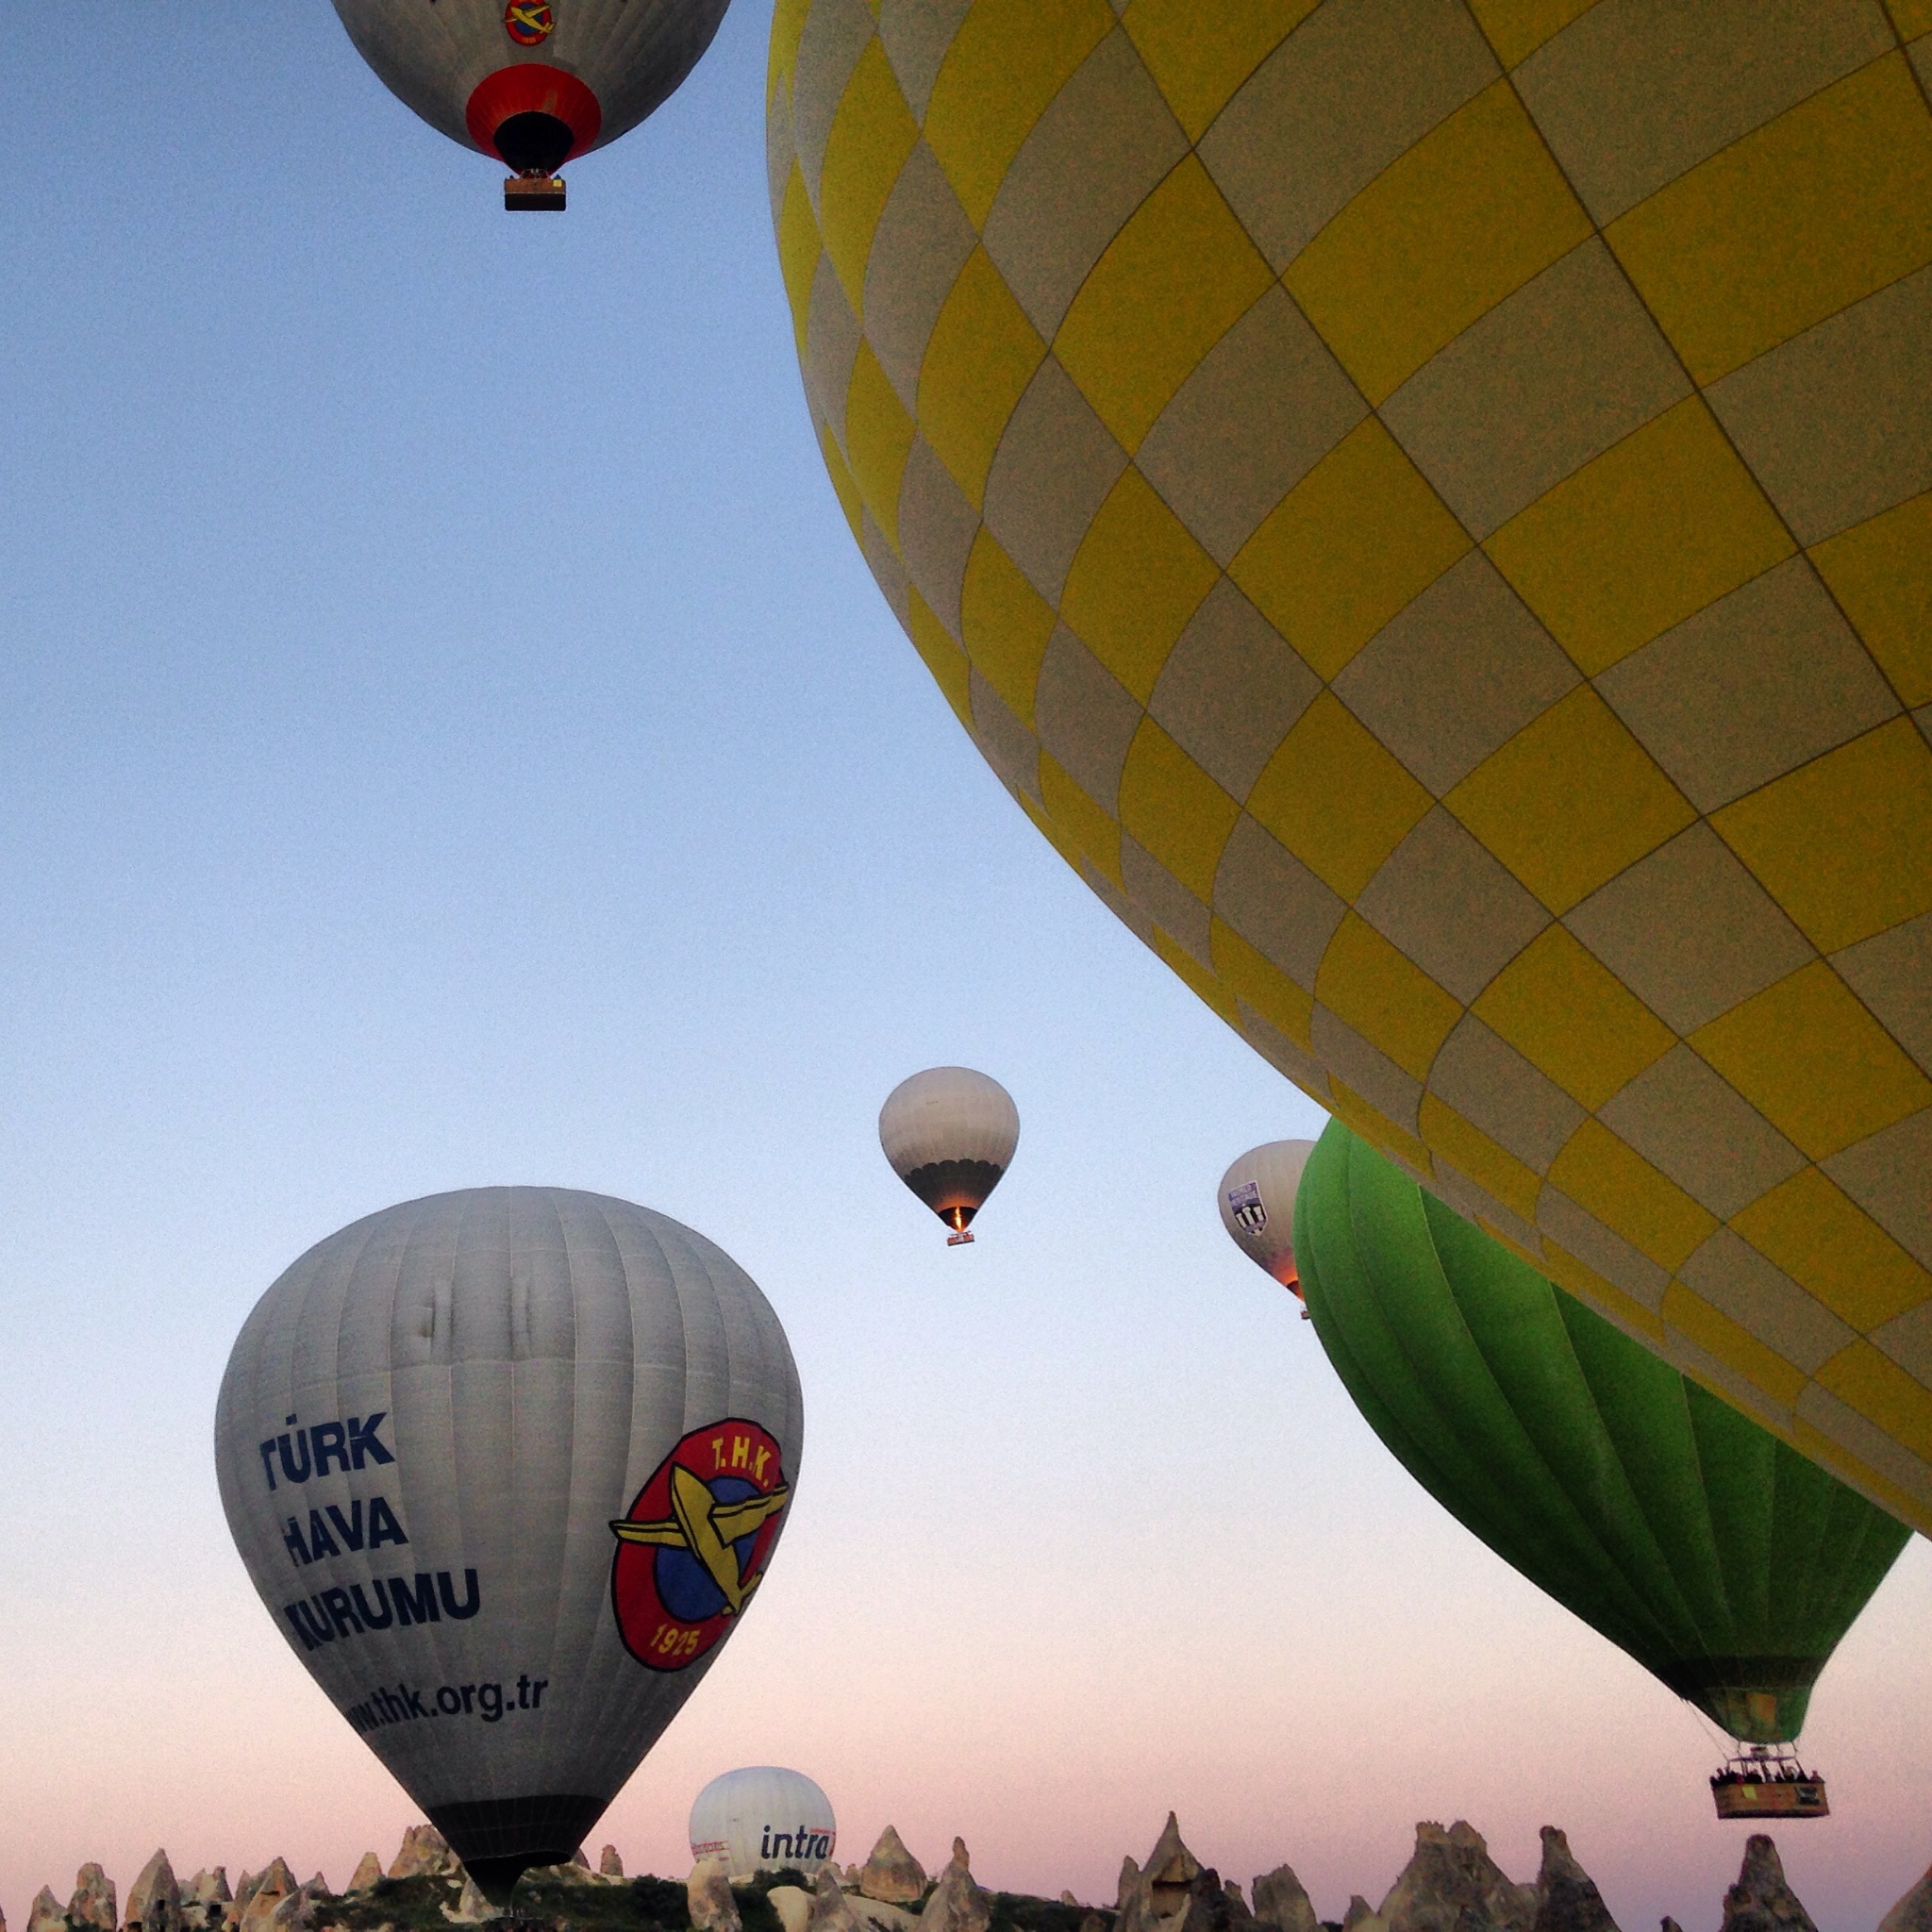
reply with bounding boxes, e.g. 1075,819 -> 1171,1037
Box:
332,0 -> 729,208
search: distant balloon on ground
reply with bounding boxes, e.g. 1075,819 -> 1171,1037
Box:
216,1187 -> 803,1897
1297,1122 -> 1910,1752
331,0 -> 728,206
689,1766 -> 836,1880
880,1067 -> 1020,1246
1218,1141 -> 1316,1293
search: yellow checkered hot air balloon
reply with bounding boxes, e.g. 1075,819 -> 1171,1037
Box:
769,2 -> 1932,1531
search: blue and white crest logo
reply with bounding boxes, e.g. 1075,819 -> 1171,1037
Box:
1227,1181 -> 1267,1236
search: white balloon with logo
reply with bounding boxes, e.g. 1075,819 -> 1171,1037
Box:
689,1765 -> 837,1880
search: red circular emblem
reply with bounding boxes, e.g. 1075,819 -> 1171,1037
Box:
609,1420 -> 791,1672
505,3 -> 556,46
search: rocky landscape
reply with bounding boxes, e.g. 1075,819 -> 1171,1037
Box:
10,1816 -> 1931,1932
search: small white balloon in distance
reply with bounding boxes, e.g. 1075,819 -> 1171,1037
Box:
689,1765 -> 836,1880
878,1066 -> 1020,1246
215,1187 -> 803,1899
1219,1141 -> 1317,1299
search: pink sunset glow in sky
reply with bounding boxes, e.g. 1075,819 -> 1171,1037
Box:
0,16 -> 1926,1932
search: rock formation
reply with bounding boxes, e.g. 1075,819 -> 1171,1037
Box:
1377,1824 -> 1537,1932
183,1872 -> 231,1926
72,1866 -> 119,1932
441,1874 -> 494,1927
688,1862 -> 741,1932
918,1843 -> 991,1932
127,1851 -> 183,1932
1254,1867 -> 1320,1932
238,1863 -> 296,1932
1341,1899 -> 1383,1932
1114,1819 -> 1257,1932
860,1829 -> 927,1906
1881,1860 -> 1932,1932
1145,1818 -> 1202,1924
391,1828 -> 458,1881
601,1849 -> 626,1880
344,1859 -> 382,1898
1718,1838 -> 1816,1932
1530,1831 -> 1618,1932
27,1889 -> 65,1932
1660,1920 -> 1685,1932
769,1889 -> 813,1932
275,1880 -> 330,1932
811,1865 -> 863,1932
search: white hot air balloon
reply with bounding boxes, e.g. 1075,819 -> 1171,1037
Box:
879,1067 -> 1019,1246
215,1188 -> 802,1897
689,1766 -> 836,1880
330,0 -> 730,208
1218,1141 -> 1317,1304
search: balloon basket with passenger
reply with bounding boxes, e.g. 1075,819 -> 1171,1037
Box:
1710,1744 -> 1829,1821
504,172 -> 565,211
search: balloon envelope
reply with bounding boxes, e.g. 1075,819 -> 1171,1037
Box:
879,1066 -> 1020,1237
215,1187 -> 803,1893
689,1766 -> 836,1880
332,0 -> 728,171
770,1 -> 1932,1535
1218,1141 -> 1316,1291
1296,1121 -> 1910,1744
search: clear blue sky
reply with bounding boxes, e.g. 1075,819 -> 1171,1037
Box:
1,12 -> 1926,1932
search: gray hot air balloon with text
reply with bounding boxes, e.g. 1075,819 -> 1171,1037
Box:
215,1187 -> 802,1897
331,0 -> 731,208
879,1067 -> 1019,1245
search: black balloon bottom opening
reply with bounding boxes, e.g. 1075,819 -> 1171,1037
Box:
428,1793 -> 608,1901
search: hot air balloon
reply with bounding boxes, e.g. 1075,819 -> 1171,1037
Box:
879,1066 -> 1019,1245
689,1766 -> 836,1880
1296,1118 -> 1912,1817
215,1187 -> 803,1897
1218,1141 -> 1316,1297
331,0 -> 729,208
770,8 -> 1932,1531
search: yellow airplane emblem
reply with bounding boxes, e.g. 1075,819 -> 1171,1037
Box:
609,1465 -> 791,1615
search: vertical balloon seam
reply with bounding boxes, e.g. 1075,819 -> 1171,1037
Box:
573,1191 -> 646,1794
326,1208 -> 391,1756
554,1192 -> 620,1804
365,1209 -> 434,1789
1545,1292 -> 1736,1657
1419,1190 -> 1714,1659
1424,1191 -> 1725,1657
1324,1129 -> 1725,1678
600,1193 -> 685,1793
370,1206 -> 441,1790
1316,1141 -> 1684,1709
631,1204 -> 698,1781
566,1194 -> 620,1801
429,1195 -> 473,1785
1686,1382 -> 1779,1651
1408,1164 -> 1784,1690
1342,1137 -> 1660,1650
510,1193 -> 543,1782
1760,1417 -> 1827,1652
1302,1140 -> 1568,1606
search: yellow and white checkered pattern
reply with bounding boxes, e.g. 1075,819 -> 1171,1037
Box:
770,0 -> 1932,1532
